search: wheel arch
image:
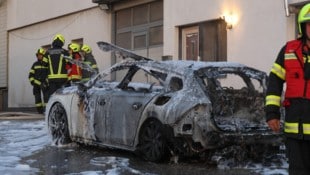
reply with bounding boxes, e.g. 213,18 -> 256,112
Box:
46,101 -> 70,129
45,94 -> 74,134
46,102 -> 72,145
134,111 -> 164,147
135,111 -> 175,150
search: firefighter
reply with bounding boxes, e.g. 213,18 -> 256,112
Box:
80,44 -> 99,82
67,43 -> 82,83
44,34 -> 70,99
28,48 -> 48,114
265,3 -> 310,175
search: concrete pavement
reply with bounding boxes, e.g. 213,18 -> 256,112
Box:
0,112 -> 44,120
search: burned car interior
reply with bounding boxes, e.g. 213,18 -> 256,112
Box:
116,65 -> 165,93
200,68 -> 267,132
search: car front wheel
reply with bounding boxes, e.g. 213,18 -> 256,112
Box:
48,103 -> 71,145
138,119 -> 168,162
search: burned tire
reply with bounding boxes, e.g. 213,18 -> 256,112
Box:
138,119 -> 168,162
48,103 -> 71,145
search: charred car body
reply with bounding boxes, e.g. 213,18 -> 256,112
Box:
46,42 -> 283,162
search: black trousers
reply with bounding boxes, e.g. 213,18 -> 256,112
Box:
286,138 -> 310,175
47,81 -> 67,99
33,86 -> 48,114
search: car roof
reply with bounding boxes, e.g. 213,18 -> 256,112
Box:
159,60 -> 246,70
132,60 -> 264,75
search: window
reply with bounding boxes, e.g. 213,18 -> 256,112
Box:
133,4 -> 148,25
133,33 -> 147,49
149,25 -> 163,46
41,44 -> 51,50
112,66 -> 164,93
116,8 -> 132,29
169,77 -> 183,91
116,32 -> 131,49
115,0 -> 163,50
71,38 -> 83,44
180,19 -> 227,61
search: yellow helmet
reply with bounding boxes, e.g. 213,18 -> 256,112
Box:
36,47 -> 46,55
81,44 -> 92,53
68,43 -> 81,52
53,34 -> 65,44
298,3 -> 310,34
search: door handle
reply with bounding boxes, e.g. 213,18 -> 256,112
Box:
132,102 -> 142,110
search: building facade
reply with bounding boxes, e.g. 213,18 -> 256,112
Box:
0,0 -> 308,109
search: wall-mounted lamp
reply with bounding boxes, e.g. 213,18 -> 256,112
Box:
222,13 -> 238,30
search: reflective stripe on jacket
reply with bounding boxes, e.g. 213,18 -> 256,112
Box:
284,122 -> 310,135
48,54 -> 68,79
46,48 -> 69,82
282,40 -> 310,139
28,60 -> 48,86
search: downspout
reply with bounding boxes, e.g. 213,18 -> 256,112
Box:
284,0 -> 290,17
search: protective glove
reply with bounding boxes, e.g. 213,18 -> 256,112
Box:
40,80 -> 49,90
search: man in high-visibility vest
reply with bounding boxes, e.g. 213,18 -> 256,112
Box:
44,34 -> 69,99
265,3 -> 310,175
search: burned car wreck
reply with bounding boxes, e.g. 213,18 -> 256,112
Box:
46,42 -> 283,162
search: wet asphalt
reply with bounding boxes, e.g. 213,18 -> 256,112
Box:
0,112 -> 285,175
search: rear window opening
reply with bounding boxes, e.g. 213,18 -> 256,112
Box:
203,73 -> 266,132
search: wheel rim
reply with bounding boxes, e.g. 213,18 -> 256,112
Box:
48,103 -> 70,145
139,120 -> 166,162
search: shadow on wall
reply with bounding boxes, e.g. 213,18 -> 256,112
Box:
0,89 -> 34,112
0,88 -> 6,111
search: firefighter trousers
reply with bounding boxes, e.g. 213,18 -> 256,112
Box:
286,137 -> 310,175
33,86 -> 48,114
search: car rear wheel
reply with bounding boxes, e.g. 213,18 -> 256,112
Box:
138,119 -> 168,162
48,103 -> 71,145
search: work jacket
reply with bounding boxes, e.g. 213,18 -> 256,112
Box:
28,59 -> 48,86
67,52 -> 82,81
44,47 -> 69,83
265,39 -> 310,140
82,53 -> 98,81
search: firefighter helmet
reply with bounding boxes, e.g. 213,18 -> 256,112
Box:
68,43 -> 81,52
36,47 -> 46,56
53,34 -> 65,44
298,3 -> 310,34
81,44 -> 92,53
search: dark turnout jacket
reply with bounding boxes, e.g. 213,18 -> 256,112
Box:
82,53 -> 98,81
44,46 -> 69,83
28,60 -> 48,86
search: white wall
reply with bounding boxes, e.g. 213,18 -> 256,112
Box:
164,0 -> 292,73
8,7 -> 111,107
226,0 -> 287,73
7,0 -> 96,30
7,0 -> 309,108
0,0 -> 7,88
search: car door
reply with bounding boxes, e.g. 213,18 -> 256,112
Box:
105,89 -> 157,147
92,90 -> 111,142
